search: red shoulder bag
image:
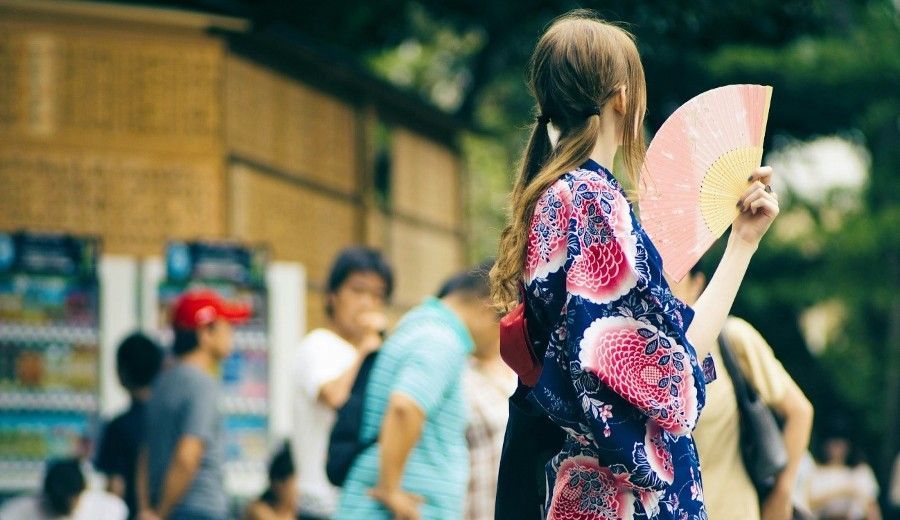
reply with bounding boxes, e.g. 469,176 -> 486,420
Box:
499,284 -> 543,387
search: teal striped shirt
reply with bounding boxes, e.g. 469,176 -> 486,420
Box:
335,297 -> 474,520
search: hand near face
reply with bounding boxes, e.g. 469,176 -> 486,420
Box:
357,311 -> 388,354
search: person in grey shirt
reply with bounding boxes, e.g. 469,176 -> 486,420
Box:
136,290 -> 251,520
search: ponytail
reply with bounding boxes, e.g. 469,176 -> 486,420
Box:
491,115 -> 603,309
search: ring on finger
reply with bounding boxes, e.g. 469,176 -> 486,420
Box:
764,184 -> 773,194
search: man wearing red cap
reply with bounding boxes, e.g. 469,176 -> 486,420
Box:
136,290 -> 251,520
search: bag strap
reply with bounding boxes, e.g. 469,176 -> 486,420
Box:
356,352 -> 380,446
717,333 -> 759,403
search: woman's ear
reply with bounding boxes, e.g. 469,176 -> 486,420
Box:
613,86 -> 628,115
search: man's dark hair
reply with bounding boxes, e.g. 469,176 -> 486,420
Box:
172,327 -> 200,356
42,458 -> 85,516
116,333 -> 163,390
261,442 -> 295,506
325,247 -> 394,317
437,259 -> 495,300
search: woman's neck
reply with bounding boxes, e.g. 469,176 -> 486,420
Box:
588,103 -> 622,172
589,143 -> 617,172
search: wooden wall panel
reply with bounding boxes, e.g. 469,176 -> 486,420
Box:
391,129 -> 460,229
0,32 -> 25,132
229,162 -> 358,284
388,219 -> 464,308
224,57 -> 277,165
0,21 -> 222,153
0,150 -> 225,255
225,56 -> 358,195
305,289 -> 327,334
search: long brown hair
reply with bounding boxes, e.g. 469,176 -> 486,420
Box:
490,10 -> 647,309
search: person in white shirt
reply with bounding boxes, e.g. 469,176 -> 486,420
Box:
807,436 -> 882,520
291,247 -> 393,520
0,458 -> 127,520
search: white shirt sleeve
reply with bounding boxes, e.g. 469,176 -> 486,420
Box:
74,490 -> 127,520
0,496 -> 48,520
855,464 -> 880,500
294,330 -> 357,400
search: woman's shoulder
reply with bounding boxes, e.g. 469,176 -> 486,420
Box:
536,166 -> 620,210
563,165 -> 616,188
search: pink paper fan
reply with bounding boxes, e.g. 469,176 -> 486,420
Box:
638,84 -> 773,281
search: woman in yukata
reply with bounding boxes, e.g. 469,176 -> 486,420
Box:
490,10 -> 781,520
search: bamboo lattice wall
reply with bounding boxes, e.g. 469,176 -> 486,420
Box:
0,4 -> 466,328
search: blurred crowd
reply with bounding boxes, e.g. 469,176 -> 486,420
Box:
0,246 -> 897,520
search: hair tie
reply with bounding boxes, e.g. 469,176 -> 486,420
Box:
583,106 -> 602,118
536,113 -> 551,125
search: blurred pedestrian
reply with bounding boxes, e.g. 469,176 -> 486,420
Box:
136,289 -> 251,520
243,443 -> 297,520
672,271 -> 814,520
291,247 -> 392,520
437,270 -> 517,520
335,261 -> 499,520
461,333 -> 515,520
807,436 -> 881,520
0,458 -> 127,520
94,333 -> 164,519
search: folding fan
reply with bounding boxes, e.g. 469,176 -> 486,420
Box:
638,84 -> 773,281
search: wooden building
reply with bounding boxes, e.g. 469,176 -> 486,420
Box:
0,0 -> 469,328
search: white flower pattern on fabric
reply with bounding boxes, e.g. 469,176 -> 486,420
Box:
526,180 -> 572,283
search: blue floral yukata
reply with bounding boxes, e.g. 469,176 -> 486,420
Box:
522,159 -> 711,519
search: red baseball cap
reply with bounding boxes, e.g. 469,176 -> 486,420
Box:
172,289 -> 252,330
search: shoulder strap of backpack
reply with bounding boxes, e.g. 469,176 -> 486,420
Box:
717,333 -> 759,403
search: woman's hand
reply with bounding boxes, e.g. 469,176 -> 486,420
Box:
731,166 -> 779,247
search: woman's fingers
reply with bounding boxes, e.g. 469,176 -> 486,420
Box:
738,181 -> 767,210
748,165 -> 773,185
748,194 -> 779,216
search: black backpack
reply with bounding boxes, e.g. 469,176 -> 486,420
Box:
325,351 -> 379,486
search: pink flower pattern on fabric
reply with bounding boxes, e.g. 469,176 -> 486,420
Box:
547,456 -> 636,520
578,316 -> 699,435
566,178 -> 639,305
